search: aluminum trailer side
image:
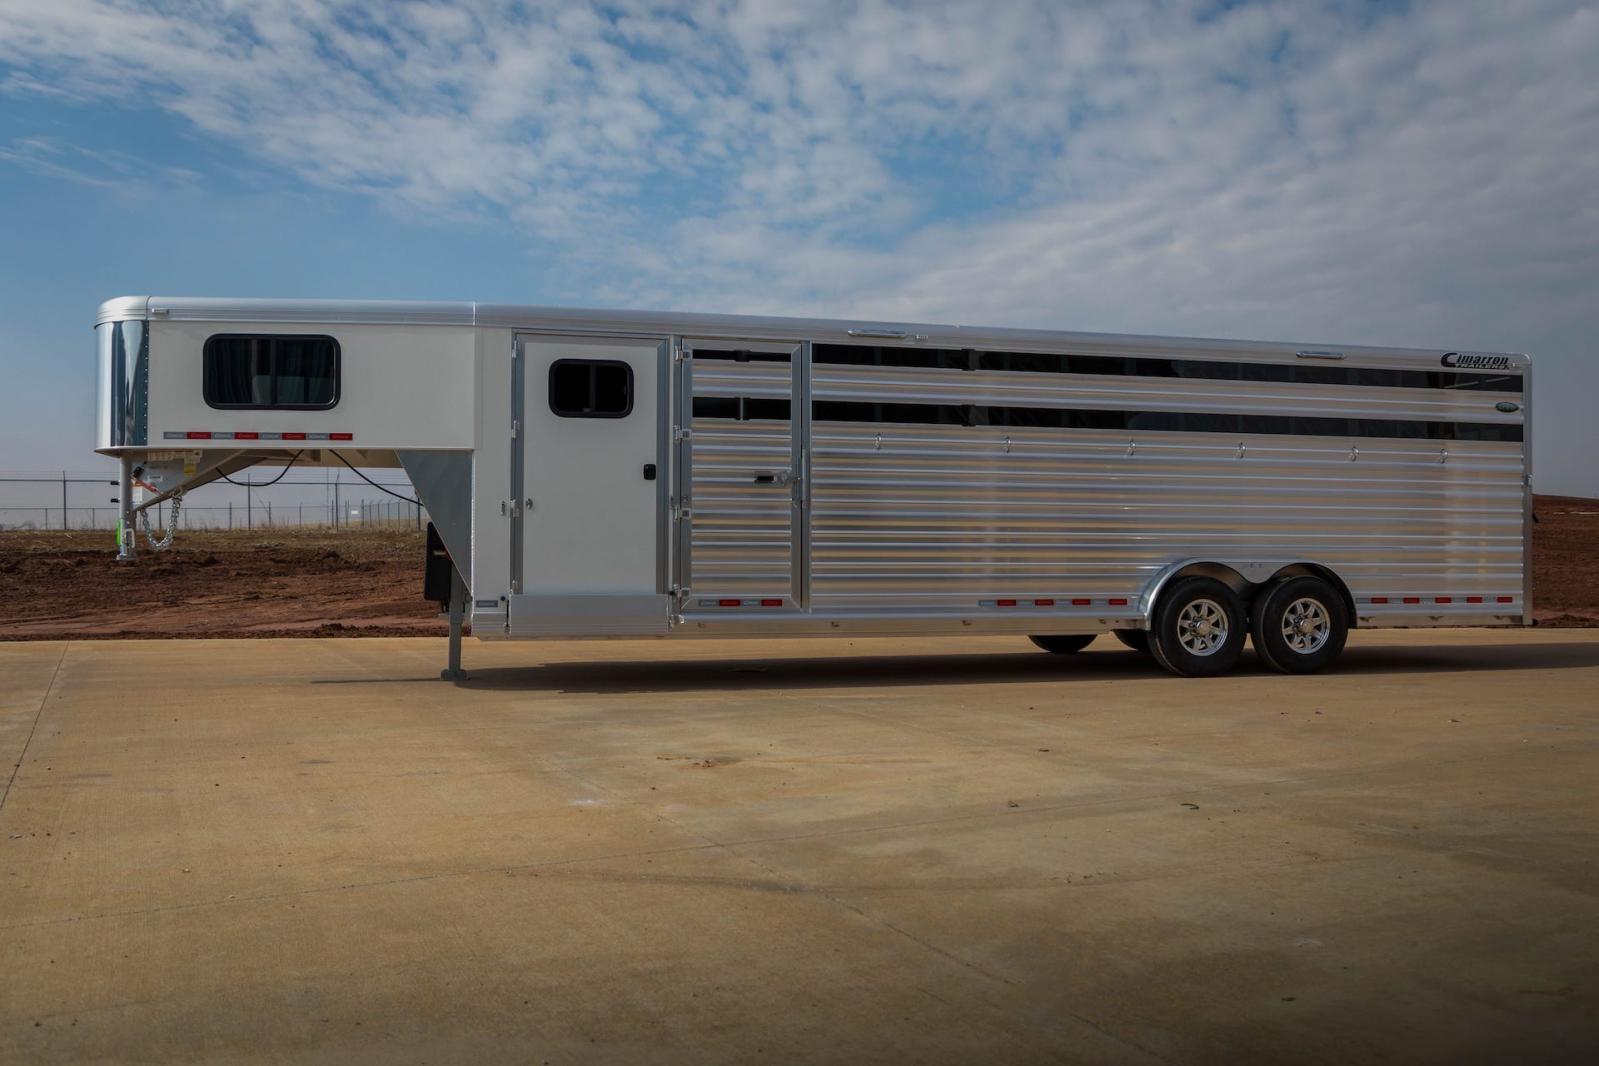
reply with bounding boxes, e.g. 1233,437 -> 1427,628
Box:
96,297 -> 1531,677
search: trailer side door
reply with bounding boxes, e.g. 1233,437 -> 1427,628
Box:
675,340 -> 808,619
509,335 -> 670,636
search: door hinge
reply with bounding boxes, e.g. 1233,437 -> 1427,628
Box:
674,344 -> 691,364
511,418 -> 520,439
674,427 -> 693,443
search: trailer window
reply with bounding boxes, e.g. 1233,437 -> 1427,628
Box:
204,335 -> 339,409
549,359 -> 633,418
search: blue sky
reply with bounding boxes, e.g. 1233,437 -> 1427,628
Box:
1,0 -> 1596,499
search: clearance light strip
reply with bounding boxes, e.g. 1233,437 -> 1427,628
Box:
164,431 -> 353,441
975,595 -> 1517,610
699,599 -> 787,608
1367,596 -> 1513,605
981,598 -> 1130,608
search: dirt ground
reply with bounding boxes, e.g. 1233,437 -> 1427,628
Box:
0,528 -> 441,639
2,495 -> 1594,639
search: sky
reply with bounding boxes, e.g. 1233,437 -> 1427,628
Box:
0,0 -> 1596,503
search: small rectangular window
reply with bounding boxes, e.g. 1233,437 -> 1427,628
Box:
549,359 -> 633,418
204,335 -> 340,409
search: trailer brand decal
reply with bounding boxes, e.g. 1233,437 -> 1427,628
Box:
163,431 -> 353,441
1441,352 -> 1517,372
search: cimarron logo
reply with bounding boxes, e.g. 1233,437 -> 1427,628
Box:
1441,352 -> 1517,371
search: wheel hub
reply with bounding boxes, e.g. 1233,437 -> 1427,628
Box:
1281,597 -> 1330,654
1176,599 -> 1229,656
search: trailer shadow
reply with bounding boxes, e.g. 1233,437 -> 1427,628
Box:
442,639 -> 1599,696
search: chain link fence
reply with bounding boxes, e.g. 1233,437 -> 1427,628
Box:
0,473 -> 427,531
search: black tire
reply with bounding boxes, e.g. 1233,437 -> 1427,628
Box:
1113,628 -> 1150,653
1148,577 -> 1246,677
1029,634 -> 1097,654
1250,576 -> 1349,674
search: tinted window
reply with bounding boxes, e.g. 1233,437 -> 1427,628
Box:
812,343 -> 1522,392
549,359 -> 633,418
693,348 -> 792,363
204,335 -> 340,409
692,397 -> 792,421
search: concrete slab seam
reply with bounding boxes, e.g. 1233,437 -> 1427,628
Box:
0,641 -> 69,816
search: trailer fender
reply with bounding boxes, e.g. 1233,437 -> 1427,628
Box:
1260,563 -> 1359,629
1138,559 -> 1357,629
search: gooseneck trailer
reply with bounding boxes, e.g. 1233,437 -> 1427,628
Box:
96,297 -> 1531,678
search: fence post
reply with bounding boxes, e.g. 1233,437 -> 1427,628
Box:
62,472 -> 68,530
229,501 -> 233,529
267,501 -> 272,527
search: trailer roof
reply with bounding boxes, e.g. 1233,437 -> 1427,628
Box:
96,296 -> 1527,368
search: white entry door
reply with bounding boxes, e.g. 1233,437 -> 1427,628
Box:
510,336 -> 667,635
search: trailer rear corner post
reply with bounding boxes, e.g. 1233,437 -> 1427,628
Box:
441,566 -> 467,681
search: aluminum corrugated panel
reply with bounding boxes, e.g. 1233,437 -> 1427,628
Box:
809,367 -> 1525,616
690,361 -> 795,597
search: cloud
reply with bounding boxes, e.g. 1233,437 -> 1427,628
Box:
0,132 -> 200,190
1,0 -> 1595,345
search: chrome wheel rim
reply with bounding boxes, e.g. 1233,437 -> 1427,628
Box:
1176,599 -> 1229,656
1280,597 -> 1330,654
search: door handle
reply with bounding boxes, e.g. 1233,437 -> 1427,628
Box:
753,470 -> 798,487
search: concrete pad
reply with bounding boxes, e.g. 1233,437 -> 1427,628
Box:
1,630 -> 1597,1063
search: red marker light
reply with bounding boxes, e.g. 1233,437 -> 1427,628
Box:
1497,596 -> 1514,603
1108,598 -> 1129,606
996,599 -> 1017,607
234,431 -> 259,440
1435,597 -> 1452,604
1034,599 -> 1055,607
283,432 -> 307,441
1466,596 -> 1483,604
186,431 -> 211,439
717,599 -> 741,607
1403,597 -> 1421,604
1370,597 -> 1389,604
760,599 -> 783,607
330,432 -> 354,441
1071,598 -> 1091,606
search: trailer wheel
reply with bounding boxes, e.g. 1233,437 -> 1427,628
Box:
1249,576 -> 1349,674
1113,629 -> 1149,653
1028,634 -> 1097,654
1148,577 -> 1246,677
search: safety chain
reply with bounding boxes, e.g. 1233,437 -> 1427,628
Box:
138,490 -> 184,551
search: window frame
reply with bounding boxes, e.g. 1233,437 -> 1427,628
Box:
202,333 -> 342,411
548,358 -> 635,419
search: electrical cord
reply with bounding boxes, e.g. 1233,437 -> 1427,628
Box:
219,451 -> 304,488
331,450 -> 422,505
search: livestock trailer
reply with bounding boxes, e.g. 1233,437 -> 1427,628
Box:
96,297 -> 1532,678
